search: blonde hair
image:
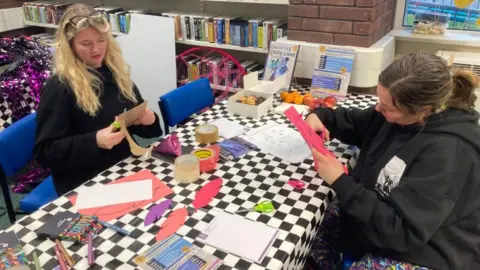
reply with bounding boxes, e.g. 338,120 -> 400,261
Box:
54,3 -> 137,116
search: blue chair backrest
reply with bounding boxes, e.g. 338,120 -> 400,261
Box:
0,113 -> 36,176
158,78 -> 214,133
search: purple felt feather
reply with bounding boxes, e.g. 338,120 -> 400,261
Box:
144,199 -> 172,226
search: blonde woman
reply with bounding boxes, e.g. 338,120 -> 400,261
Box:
34,4 -> 162,195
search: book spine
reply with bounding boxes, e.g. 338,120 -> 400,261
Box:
225,19 -> 231,45
208,20 -> 214,43
248,21 -> 253,47
244,24 -> 249,47
273,26 -> 277,42
213,19 -> 218,43
267,23 -> 273,49
217,19 -> 223,44
259,26 -> 263,48
185,17 -> 191,40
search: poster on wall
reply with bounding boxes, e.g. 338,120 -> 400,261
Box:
310,45 -> 355,100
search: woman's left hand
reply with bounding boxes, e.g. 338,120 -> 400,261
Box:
134,108 -> 156,126
311,148 -> 345,185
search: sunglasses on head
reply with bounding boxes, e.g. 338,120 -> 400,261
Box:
68,11 -> 109,30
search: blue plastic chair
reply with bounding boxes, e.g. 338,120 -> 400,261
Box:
0,112 -> 58,223
342,253 -> 355,270
158,78 -> 215,134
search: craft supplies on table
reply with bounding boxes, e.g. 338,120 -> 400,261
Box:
0,231 -> 29,269
96,220 -> 131,236
217,136 -> 257,161
243,122 -> 311,164
197,211 -> 280,264
209,118 -> 246,139
195,124 -> 219,144
235,200 -> 275,214
174,154 -> 200,183
134,234 -> 223,270
55,240 -> 74,267
192,145 -> 220,173
36,212 -> 102,243
74,179 -> 153,210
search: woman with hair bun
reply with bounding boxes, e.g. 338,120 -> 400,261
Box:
34,4 -> 162,196
306,52 -> 480,270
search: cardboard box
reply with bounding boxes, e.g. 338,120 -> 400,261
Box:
243,71 -> 287,94
227,90 -> 273,119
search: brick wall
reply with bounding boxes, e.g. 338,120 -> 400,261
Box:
0,0 -> 22,9
288,0 -> 396,47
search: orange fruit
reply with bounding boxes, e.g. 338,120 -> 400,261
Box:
304,96 -> 314,106
280,91 -> 288,101
291,91 -> 300,97
304,92 -> 312,98
285,93 -> 295,103
294,95 -> 304,105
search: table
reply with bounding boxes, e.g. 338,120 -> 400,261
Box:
8,86 -> 378,270
0,90 -> 36,132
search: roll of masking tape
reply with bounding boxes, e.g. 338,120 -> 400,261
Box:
195,124 -> 219,144
192,145 -> 220,173
174,154 -> 200,184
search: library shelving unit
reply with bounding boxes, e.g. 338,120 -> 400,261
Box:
23,21 -> 127,36
176,39 -> 268,54
200,0 -> 288,4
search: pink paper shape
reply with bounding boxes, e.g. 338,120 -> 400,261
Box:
69,170 -> 173,222
288,179 -> 305,189
192,178 -> 223,212
156,207 -> 188,242
153,134 -> 182,156
144,199 -> 172,226
284,107 -> 348,174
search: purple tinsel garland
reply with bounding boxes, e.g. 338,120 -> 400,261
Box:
0,37 -> 53,193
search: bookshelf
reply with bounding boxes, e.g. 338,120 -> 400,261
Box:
201,0 -> 288,4
23,21 -> 127,36
176,39 -> 268,54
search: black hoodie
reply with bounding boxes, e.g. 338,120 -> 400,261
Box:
312,105 -> 480,270
34,66 -> 162,195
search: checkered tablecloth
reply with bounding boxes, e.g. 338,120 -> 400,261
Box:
0,88 -> 37,132
8,86 -> 378,270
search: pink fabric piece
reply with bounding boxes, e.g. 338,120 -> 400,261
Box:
154,134 -> 182,156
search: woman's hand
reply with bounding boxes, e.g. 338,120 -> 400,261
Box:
311,148 -> 345,185
306,113 -> 330,141
96,119 -> 125,149
134,108 -> 155,126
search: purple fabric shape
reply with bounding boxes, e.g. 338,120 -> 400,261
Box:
153,134 -> 182,157
144,199 -> 172,226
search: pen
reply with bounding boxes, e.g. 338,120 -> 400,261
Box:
88,231 -> 94,266
98,220 -> 131,236
33,251 -> 41,270
53,246 -> 67,270
55,239 -> 75,267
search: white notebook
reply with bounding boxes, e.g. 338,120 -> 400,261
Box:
196,211 -> 279,264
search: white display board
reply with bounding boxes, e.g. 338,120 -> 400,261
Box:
116,14 -> 177,124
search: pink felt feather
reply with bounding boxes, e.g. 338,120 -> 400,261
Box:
155,207 -> 188,242
284,107 -> 348,174
144,199 -> 172,226
192,178 -> 223,211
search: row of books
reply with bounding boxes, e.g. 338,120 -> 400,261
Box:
177,54 -> 265,89
163,12 -> 287,50
21,2 -> 145,34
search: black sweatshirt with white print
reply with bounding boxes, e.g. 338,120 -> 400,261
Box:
312,105 -> 480,270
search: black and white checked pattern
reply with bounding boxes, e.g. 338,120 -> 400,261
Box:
9,86 -> 378,270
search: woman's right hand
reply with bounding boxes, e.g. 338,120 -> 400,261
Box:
96,121 -> 125,149
306,113 -> 330,141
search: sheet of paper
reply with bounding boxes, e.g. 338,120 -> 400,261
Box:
244,123 -> 311,164
197,211 -> 279,264
69,170 -> 173,221
75,179 -> 153,210
210,118 -> 246,139
274,103 -> 308,116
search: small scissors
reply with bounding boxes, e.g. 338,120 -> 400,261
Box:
235,200 -> 275,214
288,179 -> 305,189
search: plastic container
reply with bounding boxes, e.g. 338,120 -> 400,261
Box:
174,154 -> 200,184
412,11 -> 450,35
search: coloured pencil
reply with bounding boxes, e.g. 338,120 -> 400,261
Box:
88,231 -> 94,266
55,239 -> 75,267
53,246 -> 67,270
33,251 -> 41,270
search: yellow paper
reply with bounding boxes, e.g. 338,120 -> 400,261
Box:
454,0 -> 474,9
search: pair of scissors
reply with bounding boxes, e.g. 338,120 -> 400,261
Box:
235,200 -> 275,214
288,179 -> 305,189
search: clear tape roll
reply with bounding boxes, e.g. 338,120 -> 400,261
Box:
174,154 -> 200,184
195,124 -> 219,144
